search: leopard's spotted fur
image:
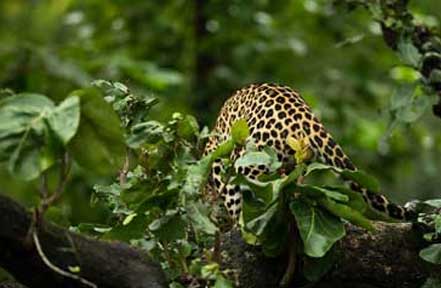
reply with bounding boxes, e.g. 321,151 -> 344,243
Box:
204,83 -> 415,221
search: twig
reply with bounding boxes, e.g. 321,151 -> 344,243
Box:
280,219 -> 298,287
119,151 -> 130,185
32,230 -> 97,288
41,152 -> 71,213
39,173 -> 49,200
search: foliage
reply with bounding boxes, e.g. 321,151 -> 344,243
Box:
1,0 -> 441,286
416,200 -> 441,266
4,82 -> 437,286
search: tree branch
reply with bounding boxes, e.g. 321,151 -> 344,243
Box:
340,0 -> 441,118
220,223 -> 441,288
0,194 -> 167,288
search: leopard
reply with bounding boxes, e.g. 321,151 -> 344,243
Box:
204,83 -> 416,222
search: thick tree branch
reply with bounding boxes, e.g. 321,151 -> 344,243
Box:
0,194 -> 167,288
220,223 -> 441,288
1,194 -> 440,288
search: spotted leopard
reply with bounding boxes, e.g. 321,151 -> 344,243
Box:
204,83 -> 416,222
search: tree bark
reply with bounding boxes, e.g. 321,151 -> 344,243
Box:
0,194 -> 167,288
1,193 -> 440,288
220,223 -> 441,288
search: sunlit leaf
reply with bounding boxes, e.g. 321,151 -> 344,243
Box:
231,119 -> 249,145
287,136 -> 313,164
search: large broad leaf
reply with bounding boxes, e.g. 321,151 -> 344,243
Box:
186,201 -> 218,235
246,200 -> 289,256
318,198 -> 373,231
246,201 -> 279,237
103,214 -> 150,242
304,162 -> 334,176
419,244 -> 441,264
68,88 -> 126,175
148,210 -> 187,242
340,169 -> 380,193
0,94 -> 55,180
290,200 -> 345,258
305,162 -> 380,193
47,96 -> 80,144
296,184 -> 349,203
234,175 -> 273,223
0,93 -> 80,180
322,185 -> 367,213
183,138 -> 236,197
303,247 -> 336,282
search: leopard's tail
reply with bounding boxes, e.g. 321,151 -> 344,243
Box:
307,126 -> 417,221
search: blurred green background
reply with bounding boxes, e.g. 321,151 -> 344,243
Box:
0,0 -> 440,226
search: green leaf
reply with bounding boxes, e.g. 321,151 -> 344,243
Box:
435,215 -> 441,234
68,88 -> 126,175
290,200 -> 345,258
149,210 -> 186,242
122,212 -> 138,226
341,169 -> 380,193
419,244 -> 441,264
127,120 -> 164,148
169,282 -> 186,288
186,201 -> 218,235
305,162 -> 334,176
211,139 -> 234,159
398,39 -> 421,67
235,175 -> 273,223
231,119 -> 249,145
297,185 -> 349,202
177,114 -> 199,140
68,266 -> 81,273
322,185 -> 367,213
177,240 -> 192,258
421,278 -> 441,288
214,275 -> 234,288
389,85 -> 430,124
303,248 -> 336,282
183,155 -> 212,196
425,199 -> 441,208
104,214 -> 149,242
318,198 -> 374,231
234,150 -> 281,172
0,93 -> 56,180
46,96 -> 80,144
246,201 -> 279,236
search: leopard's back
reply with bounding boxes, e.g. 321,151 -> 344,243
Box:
205,83 -> 413,221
